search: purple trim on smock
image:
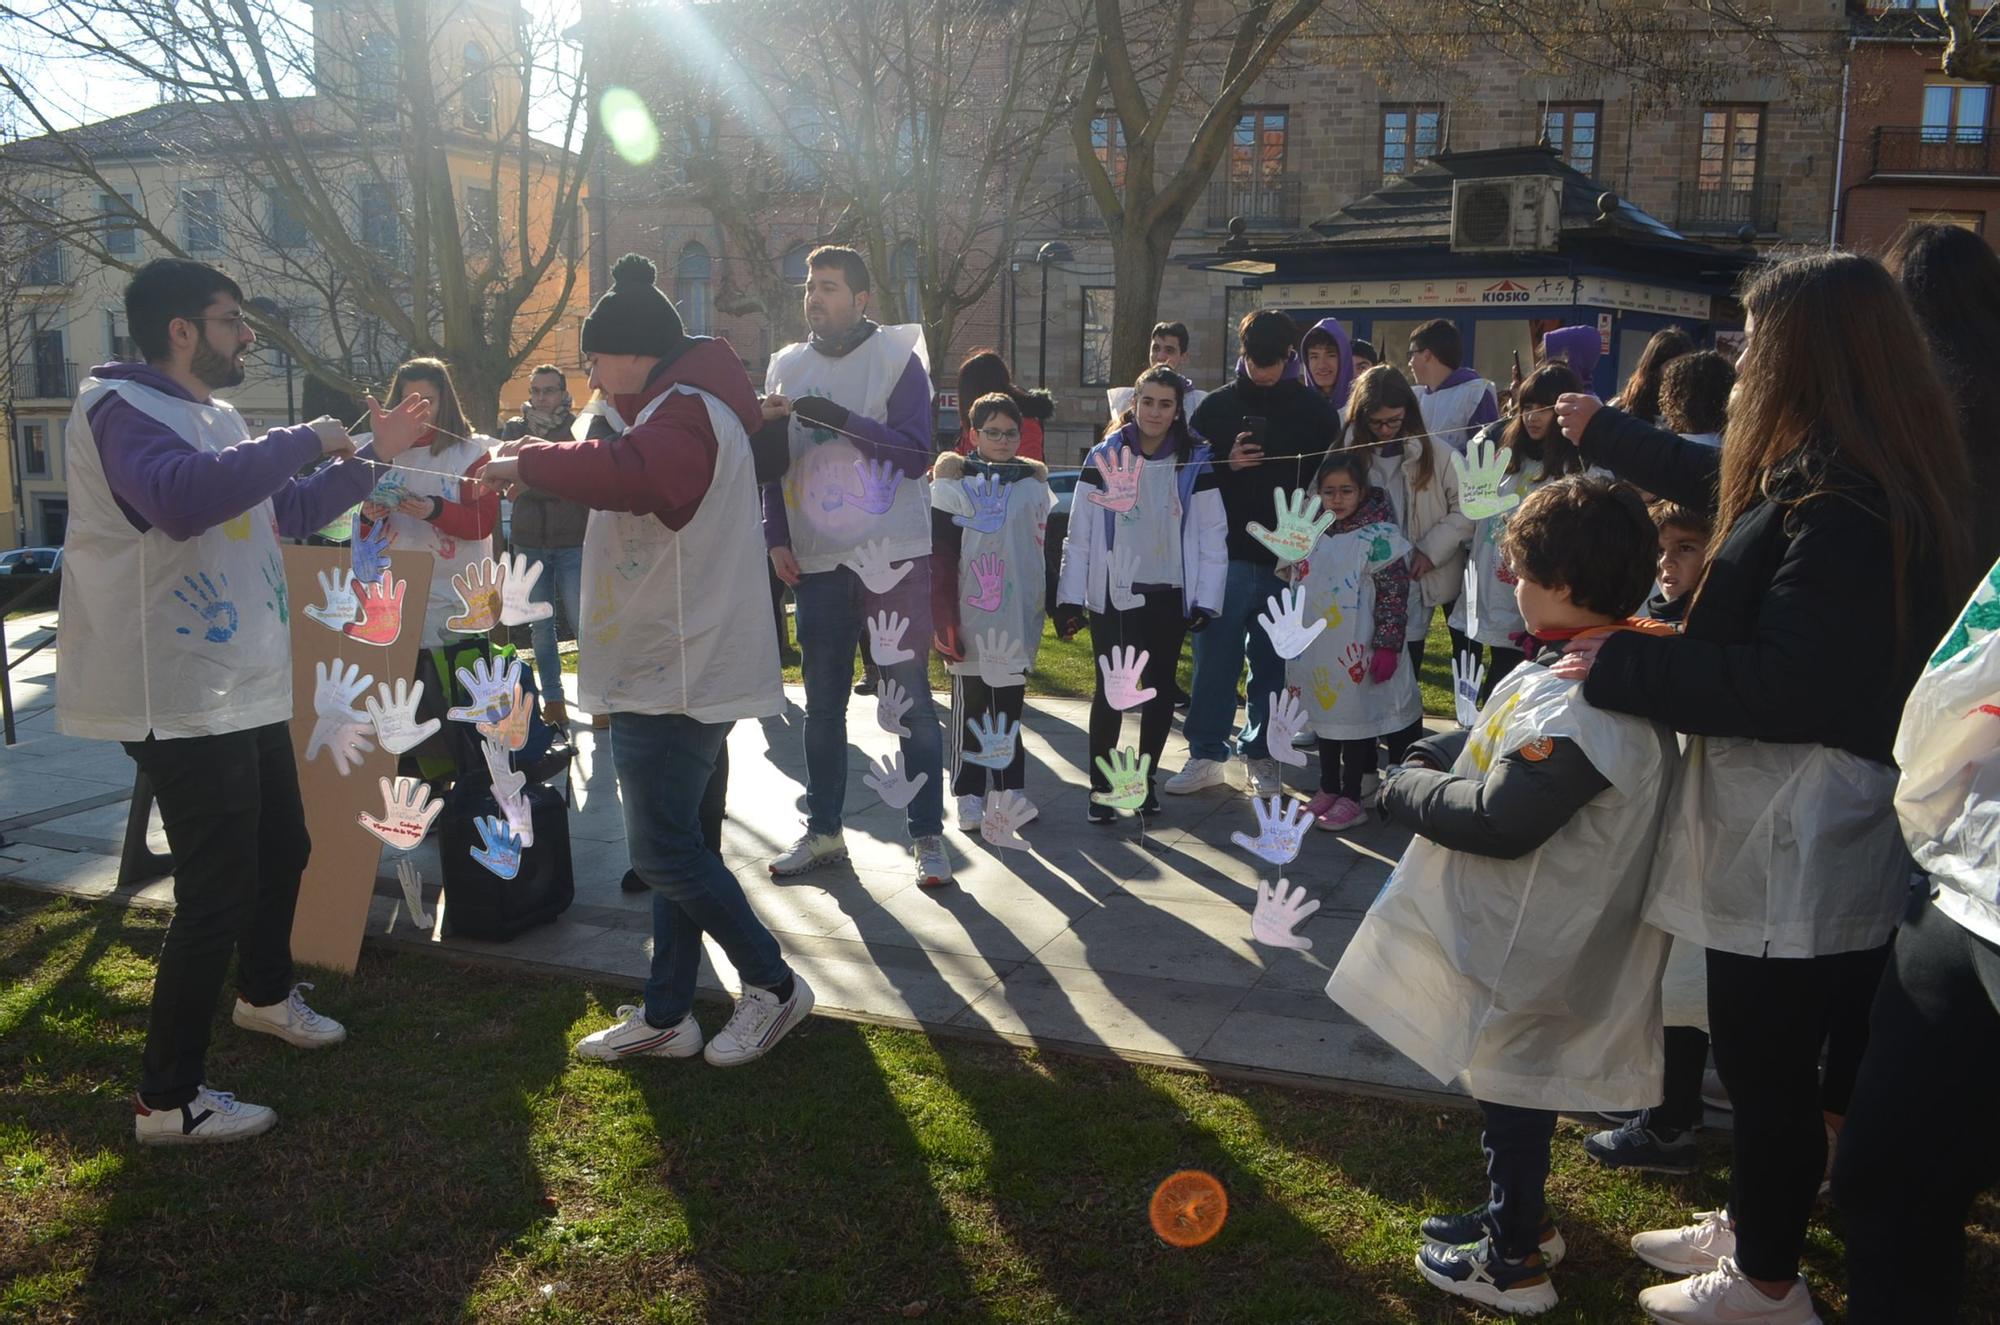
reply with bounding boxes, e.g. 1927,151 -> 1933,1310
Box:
1432,365 -> 1501,431
86,360 -> 374,541
760,350 -> 934,551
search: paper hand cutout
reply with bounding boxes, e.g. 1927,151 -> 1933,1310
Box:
1090,747 -> 1152,810
358,775 -> 442,851
1311,665 -> 1339,711
1340,641 -> 1367,684
498,552 -> 553,626
1453,650 -> 1486,729
366,677 -> 440,754
1098,646 -> 1156,711
876,677 -> 913,738
368,471 -> 409,507
1267,690 -> 1309,769
1247,488 -> 1335,565
1231,794 -> 1310,867
470,814 -> 524,879
1085,448 -> 1144,513
965,553 -> 1006,613
1456,436 -> 1521,521
446,557 -> 506,633
1251,878 -> 1320,951
848,457 -> 904,515
448,657 -> 522,725
1258,586 -> 1328,660
952,473 -> 1009,533
862,750 -> 929,809
352,519 -> 394,585
303,567 -> 360,631
980,789 -> 1037,851
867,610 -> 914,666
476,683 -> 531,750
344,573 -> 405,646
313,659 -> 374,722
1108,542 -> 1144,611
395,858 -> 433,929
963,710 -> 1019,770
306,716 -> 374,776
482,737 -> 535,848
973,629 -> 1028,687
847,539 -> 912,595
172,571 -> 238,643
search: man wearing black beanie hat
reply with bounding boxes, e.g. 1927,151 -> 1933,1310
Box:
485,254 -> 815,1068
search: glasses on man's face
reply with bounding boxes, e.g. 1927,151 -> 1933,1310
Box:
530,385 -> 565,397
192,312 -> 250,328
978,427 -> 1021,442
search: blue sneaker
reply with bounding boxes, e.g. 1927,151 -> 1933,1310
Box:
1583,1114 -> 1699,1175
1416,1237 -> 1558,1315
1420,1207 -> 1565,1266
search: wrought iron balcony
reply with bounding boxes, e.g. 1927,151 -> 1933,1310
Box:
1870,125 -> 1999,179
11,358 -> 76,400
1203,174 -> 1302,231
1674,179 -> 1782,235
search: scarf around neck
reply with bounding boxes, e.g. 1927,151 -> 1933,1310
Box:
809,317 -> 879,359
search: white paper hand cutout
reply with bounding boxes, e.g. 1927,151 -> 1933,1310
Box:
306,716 -> 374,776
483,737 -> 534,848
1455,437 -> 1522,522
1453,650 -> 1486,729
365,677 -> 440,754
498,552 -> 553,626
1267,689 -> 1309,769
1085,447 -> 1144,512
964,710 -> 1019,770
447,657 -> 522,725
862,750 -> 929,809
1108,542 -> 1144,611
1098,646 -> 1156,711
867,610 -> 914,665
313,659 -> 374,722
396,857 -> 434,929
303,567 -> 360,631
1251,878 -> 1320,951
876,677 -> 913,737
1257,586 -> 1329,660
1230,794 -> 1310,866
847,538 -> 913,595
973,628 -> 1028,688
980,789 -> 1037,851
358,775 -> 442,851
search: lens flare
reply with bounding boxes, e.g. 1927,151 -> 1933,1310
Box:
599,88 -> 659,166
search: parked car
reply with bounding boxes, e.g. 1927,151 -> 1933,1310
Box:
0,546 -> 61,575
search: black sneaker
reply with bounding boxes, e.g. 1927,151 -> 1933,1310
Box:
1416,1237 -> 1557,1316
1582,1114 -> 1699,1175
619,868 -> 647,894
853,676 -> 877,697
1421,1207 -> 1565,1266
1086,800 -> 1116,824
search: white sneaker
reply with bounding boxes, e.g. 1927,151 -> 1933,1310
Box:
956,795 -> 983,831
574,1005 -> 704,1061
914,835 -> 954,888
1245,756 -> 1282,797
705,974 -> 815,1067
1164,758 -> 1227,794
232,983 -> 346,1049
1633,1209 -> 1737,1275
769,831 -> 847,877
1636,1257 -> 1821,1324
133,1085 -> 276,1146
1358,770 -> 1381,803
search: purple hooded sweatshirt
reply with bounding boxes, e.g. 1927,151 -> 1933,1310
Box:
1299,317 -> 1356,412
83,361 -> 376,541
1541,325 -> 1602,384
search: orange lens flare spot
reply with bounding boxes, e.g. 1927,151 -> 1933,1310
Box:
1149,1170 -> 1228,1247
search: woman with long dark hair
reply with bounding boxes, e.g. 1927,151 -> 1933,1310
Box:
950,349 -> 1053,461
1553,252 -> 1975,1322
1612,326 -> 1695,426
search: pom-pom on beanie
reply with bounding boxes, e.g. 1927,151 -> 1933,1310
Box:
582,254 -> 687,359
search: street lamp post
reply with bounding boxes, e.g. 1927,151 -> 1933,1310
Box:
1034,239 -> 1072,390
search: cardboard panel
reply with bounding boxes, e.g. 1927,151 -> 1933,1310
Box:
283,545 -> 434,972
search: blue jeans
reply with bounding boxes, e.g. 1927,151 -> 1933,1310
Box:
610,712 -> 790,1026
1184,559 -> 1285,762
513,544 -> 584,704
792,557 -> 944,838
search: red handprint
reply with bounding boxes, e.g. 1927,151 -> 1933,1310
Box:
345,573 -> 406,646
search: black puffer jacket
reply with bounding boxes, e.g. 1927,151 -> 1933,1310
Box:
1575,405 -> 1958,764
1189,374 -> 1339,567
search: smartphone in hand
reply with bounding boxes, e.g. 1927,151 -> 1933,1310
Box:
1242,415 -> 1268,449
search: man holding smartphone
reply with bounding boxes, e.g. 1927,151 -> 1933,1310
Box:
1176,309 -> 1338,798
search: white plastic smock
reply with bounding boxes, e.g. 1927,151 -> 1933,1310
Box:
381,432 -> 495,646
766,325 -> 931,574
932,469 -> 1051,677
56,375 -> 293,741
1452,470 -> 1546,648
1326,662 -> 1677,1111
1285,520 -> 1421,740
575,385 -> 780,723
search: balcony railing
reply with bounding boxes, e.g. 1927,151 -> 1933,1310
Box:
11,359 -> 76,400
1203,174 -> 1303,231
1674,179 -> 1782,235
1871,125 -> 1999,179
1056,172 -> 1108,230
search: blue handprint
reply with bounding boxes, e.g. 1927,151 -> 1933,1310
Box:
469,814 -> 524,879
951,473 -> 1009,534
172,572 -> 238,643
848,458 -> 903,515
352,519 -> 393,585
963,710 -> 1019,770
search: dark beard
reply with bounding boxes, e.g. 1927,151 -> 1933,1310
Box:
191,337 -> 244,389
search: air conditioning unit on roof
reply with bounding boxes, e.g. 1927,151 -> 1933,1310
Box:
1450,176 -> 1561,253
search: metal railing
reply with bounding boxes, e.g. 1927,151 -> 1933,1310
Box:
1674,179 -> 1782,235
1871,125 -> 1999,179
1056,172 -> 1109,230
10,358 -> 76,400
1203,173 -> 1303,230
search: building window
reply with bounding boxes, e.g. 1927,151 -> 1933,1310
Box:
1698,104 -> 1763,193
782,104 -> 832,183
105,310 -> 138,363
182,188 -> 221,253
463,42 -> 492,130
31,329 -> 66,399
780,241 -> 812,287
1090,112 -> 1127,188
1381,104 -> 1444,180
674,242 -> 712,335
100,192 -> 137,256
268,190 -> 309,248
463,184 -> 497,247
22,196 -> 61,285
1544,103 -> 1600,175
1231,107 -> 1288,183
1080,286 -> 1114,387
358,32 -> 396,121
1922,83 -> 1991,143
359,181 -> 398,254
17,421 -> 49,478
894,240 -> 921,323
1910,207 -> 1984,233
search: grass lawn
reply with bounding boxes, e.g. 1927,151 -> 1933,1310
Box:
7,889 -> 1988,1323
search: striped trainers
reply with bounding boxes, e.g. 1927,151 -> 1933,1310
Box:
574,1006 -> 704,1062
704,974 -> 815,1067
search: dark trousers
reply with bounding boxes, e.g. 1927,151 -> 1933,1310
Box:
1477,1099 -> 1559,1260
1834,902 -> 2000,1323
1087,590 -> 1187,794
1706,941 -> 1892,1280
949,673 -> 1027,796
1650,1024 -> 1711,1135
1317,738 -> 1377,798
124,722 -> 311,1109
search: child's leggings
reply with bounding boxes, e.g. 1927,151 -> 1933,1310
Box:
1086,589 -> 1188,794
1317,738 -> 1377,799
949,673 -> 1027,796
